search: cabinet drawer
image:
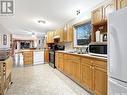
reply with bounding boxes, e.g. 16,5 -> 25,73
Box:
24,61 -> 33,64
81,57 -> 93,66
71,56 -> 80,63
64,54 -> 69,60
24,58 -> 33,62
94,60 -> 107,69
59,53 -> 63,57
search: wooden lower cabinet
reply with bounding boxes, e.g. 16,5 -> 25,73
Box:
81,63 -> 93,90
56,53 -> 64,71
23,51 -> 33,65
81,58 -> 94,90
94,66 -> 107,95
72,56 -> 80,82
94,60 -> 107,95
63,54 -> 72,75
55,52 -> 107,95
44,49 -> 49,63
59,57 -> 64,71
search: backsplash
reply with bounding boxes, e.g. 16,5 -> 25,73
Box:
64,42 -> 74,51
64,42 -> 88,53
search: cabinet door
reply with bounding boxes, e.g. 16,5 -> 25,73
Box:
103,0 -> 115,21
55,52 -> 59,68
50,32 -> 54,43
59,58 -> 63,71
68,60 -> 74,77
44,49 -> 49,63
47,32 -> 54,43
46,32 -> 50,43
73,60 -> 80,82
63,59 -> 69,74
94,67 -> 107,95
117,0 -> 127,9
81,63 -> 93,90
92,7 -> 103,25
60,28 -> 64,42
63,24 -> 73,42
63,25 -> 67,42
59,53 -> 64,71
67,25 -> 73,42
23,51 -> 33,65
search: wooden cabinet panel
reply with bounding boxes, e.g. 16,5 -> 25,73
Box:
117,0 -> 127,9
92,7 -> 103,25
67,25 -> 73,42
59,58 -> 64,71
56,52 -> 107,95
103,0 -> 115,21
63,54 -> 72,75
5,57 -> 13,79
23,51 -> 33,65
73,58 -> 80,82
47,31 -> 54,43
94,66 -> 107,95
54,30 -> 60,37
56,53 -> 64,71
63,57 -> 69,74
81,62 -> 93,90
60,28 -> 64,42
64,24 -> 73,42
44,49 -> 49,63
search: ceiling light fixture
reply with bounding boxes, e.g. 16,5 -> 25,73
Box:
76,10 -> 80,15
38,20 -> 46,24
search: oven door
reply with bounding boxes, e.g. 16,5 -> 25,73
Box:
49,51 -> 55,68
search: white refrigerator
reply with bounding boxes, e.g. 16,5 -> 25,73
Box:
108,8 -> 127,95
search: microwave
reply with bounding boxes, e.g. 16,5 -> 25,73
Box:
88,42 -> 107,57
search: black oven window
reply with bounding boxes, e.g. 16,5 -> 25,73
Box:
75,21 -> 91,45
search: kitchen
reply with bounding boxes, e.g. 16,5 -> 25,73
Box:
0,0 -> 127,95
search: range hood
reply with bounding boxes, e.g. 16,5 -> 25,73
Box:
53,35 -> 60,39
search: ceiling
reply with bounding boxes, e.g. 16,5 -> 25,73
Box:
0,0 -> 105,36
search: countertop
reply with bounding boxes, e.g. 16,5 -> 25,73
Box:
56,50 -> 107,61
16,49 -> 44,53
0,56 -> 10,62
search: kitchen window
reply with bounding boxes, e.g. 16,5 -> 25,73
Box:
74,21 -> 92,47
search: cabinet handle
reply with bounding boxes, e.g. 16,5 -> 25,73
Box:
91,61 -> 93,63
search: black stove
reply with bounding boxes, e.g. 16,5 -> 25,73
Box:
49,45 -> 64,68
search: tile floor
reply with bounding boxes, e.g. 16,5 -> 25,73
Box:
6,64 -> 91,95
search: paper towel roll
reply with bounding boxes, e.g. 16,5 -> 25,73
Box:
96,30 -> 100,42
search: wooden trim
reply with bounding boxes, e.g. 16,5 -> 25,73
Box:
73,19 -> 91,27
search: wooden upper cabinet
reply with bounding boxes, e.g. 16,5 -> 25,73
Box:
64,24 -> 73,42
59,28 -> 64,42
47,31 -> 54,43
92,7 -> 103,25
67,25 -> 73,42
117,0 -> 127,9
103,0 -> 115,21
54,29 -> 60,37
